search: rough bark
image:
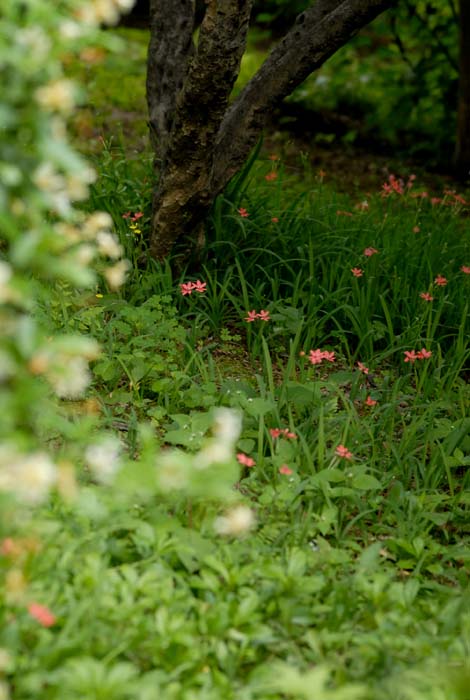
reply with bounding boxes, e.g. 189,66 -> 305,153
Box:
147,0 -> 396,261
146,0 -> 196,161
454,0 -> 470,178
149,0 -> 253,261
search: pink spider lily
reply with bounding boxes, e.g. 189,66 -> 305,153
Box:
237,453 -> 256,467
335,445 -> 353,460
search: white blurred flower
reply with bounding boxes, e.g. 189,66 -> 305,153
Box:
157,453 -> 189,491
33,162 -> 65,193
214,505 -> 255,536
85,437 -> 122,484
35,79 -> 75,114
47,355 -> 91,398
0,261 -> 13,303
0,446 -> 57,505
74,244 -> 96,266
17,27 -> 50,59
93,0 -> 120,24
104,259 -> 130,289
83,211 -> 113,239
212,408 -> 242,446
96,231 -> 123,259
66,175 -> 90,202
0,351 -> 15,381
116,0 -> 135,10
59,20 -> 84,40
195,441 -> 232,469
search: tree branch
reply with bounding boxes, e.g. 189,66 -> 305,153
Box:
212,0 -> 396,191
146,0 -> 196,164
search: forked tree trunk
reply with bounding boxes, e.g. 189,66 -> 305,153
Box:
147,0 -> 396,261
455,0 -> 470,179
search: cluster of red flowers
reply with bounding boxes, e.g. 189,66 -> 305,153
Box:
245,309 -> 270,322
309,349 -> 335,365
404,348 -> 432,363
180,280 -> 207,295
382,173 -> 415,197
270,428 -> 297,440
237,453 -> 255,467
122,211 -> 143,222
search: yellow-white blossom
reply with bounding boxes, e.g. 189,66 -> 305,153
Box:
104,259 -> 130,289
35,79 -> 75,114
85,437 -> 122,484
96,231 -> 123,259
83,211 -> 113,239
0,261 -> 13,303
212,407 -> 242,446
0,446 -> 57,505
214,505 -> 255,536
47,355 -> 91,398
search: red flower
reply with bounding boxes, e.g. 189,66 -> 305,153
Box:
265,172 -> 278,182
351,267 -> 363,278
237,453 -> 255,468
363,247 -> 378,257
131,212 -> 143,221
271,217 -> 279,223
461,265 -> 470,275
257,309 -> 271,321
270,428 -> 282,439
416,348 -> 432,359
434,275 -> 448,287
245,310 -> 258,322
365,396 -> 377,407
404,350 -> 418,363
28,602 -> 56,628
357,361 -> 369,375
335,445 -> 353,460
413,226 -> 420,233
122,212 -> 131,219
419,292 -> 434,302
180,282 -> 194,296
192,280 -> 207,293
309,349 -> 336,365
238,207 -> 249,218
279,465 -> 293,475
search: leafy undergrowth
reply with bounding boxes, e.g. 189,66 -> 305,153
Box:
11,145 -> 469,700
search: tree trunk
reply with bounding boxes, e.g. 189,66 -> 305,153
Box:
454,0 -> 470,179
147,0 -> 396,261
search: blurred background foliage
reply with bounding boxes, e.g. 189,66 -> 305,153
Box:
121,0 -> 459,168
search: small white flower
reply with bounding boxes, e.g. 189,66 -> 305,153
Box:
214,505 -> 255,536
195,442 -> 232,469
104,259 -> 130,289
83,212 -> 113,239
59,20 -> 84,40
0,447 -> 57,506
115,0 -> 136,10
85,437 -> 122,484
96,232 -> 123,259
75,244 -> 96,266
212,408 -> 242,446
93,0 -> 120,25
156,453 -> 189,490
35,79 -> 75,114
47,355 -> 91,398
0,262 -> 13,303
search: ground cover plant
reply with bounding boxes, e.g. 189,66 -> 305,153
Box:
1,3 -> 469,700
